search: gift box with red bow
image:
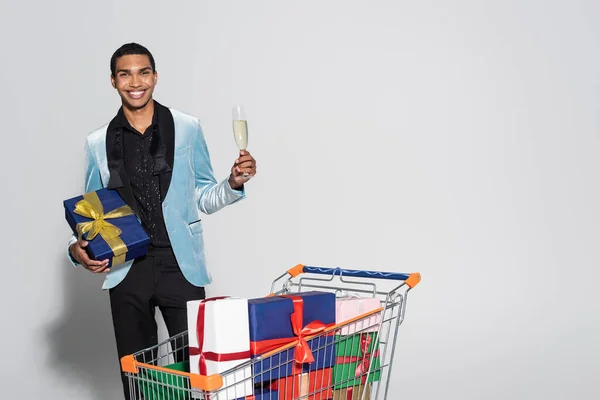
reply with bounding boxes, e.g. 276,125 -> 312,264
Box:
335,295 -> 382,335
268,368 -> 333,400
332,382 -> 372,400
187,297 -> 253,399
332,332 -> 381,389
234,388 -> 279,400
247,291 -> 337,383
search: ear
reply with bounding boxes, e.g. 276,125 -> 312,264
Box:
110,74 -> 116,89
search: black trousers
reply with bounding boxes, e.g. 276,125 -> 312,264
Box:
109,246 -> 206,400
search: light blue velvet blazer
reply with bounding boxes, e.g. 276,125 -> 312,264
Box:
67,104 -> 245,290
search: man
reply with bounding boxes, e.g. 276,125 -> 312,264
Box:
66,42 -> 256,398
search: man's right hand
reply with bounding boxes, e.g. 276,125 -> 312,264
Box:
69,240 -> 110,273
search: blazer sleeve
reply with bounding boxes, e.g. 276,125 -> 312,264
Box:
66,138 -> 104,267
193,118 -> 245,214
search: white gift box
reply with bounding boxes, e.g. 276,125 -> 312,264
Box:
187,297 -> 253,400
335,295 -> 382,335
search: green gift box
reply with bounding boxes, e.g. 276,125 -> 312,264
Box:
139,360 -> 191,399
333,332 -> 381,389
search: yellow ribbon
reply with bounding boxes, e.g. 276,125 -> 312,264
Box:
73,192 -> 134,265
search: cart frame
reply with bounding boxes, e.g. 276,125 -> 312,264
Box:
121,264 -> 421,400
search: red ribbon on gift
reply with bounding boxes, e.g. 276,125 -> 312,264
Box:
188,296 -> 252,376
335,334 -> 380,384
285,295 -> 328,364
250,295 -> 331,370
269,368 -> 334,400
345,386 -> 355,400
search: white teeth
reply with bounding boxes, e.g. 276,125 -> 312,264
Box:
129,91 -> 144,98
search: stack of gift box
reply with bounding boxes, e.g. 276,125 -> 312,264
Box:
63,189 -> 384,400
187,291 -> 383,400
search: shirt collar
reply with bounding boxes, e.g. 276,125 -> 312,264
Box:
114,102 -> 159,133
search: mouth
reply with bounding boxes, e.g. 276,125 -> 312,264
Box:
127,90 -> 146,100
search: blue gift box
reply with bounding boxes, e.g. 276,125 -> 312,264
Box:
235,388 -> 278,400
248,291 -> 336,383
64,188 -> 150,267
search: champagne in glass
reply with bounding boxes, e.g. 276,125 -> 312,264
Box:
232,105 -> 249,177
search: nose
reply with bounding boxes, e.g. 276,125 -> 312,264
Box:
130,74 -> 142,88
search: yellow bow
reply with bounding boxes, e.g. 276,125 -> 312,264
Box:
74,192 -> 134,265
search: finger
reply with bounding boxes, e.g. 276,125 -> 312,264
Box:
93,264 -> 110,274
235,166 -> 256,175
234,162 -> 255,174
81,256 -> 105,267
83,264 -> 100,273
80,254 -> 106,268
87,259 -> 110,272
237,168 -> 256,177
235,155 -> 255,165
78,240 -> 89,248
237,160 -> 255,169
83,263 -> 100,272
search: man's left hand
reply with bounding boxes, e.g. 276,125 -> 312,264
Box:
229,150 -> 256,189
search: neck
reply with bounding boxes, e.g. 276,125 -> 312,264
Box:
123,99 -> 155,133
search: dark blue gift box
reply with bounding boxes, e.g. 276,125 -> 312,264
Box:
64,188 -> 150,267
248,291 -> 336,383
235,388 -> 279,400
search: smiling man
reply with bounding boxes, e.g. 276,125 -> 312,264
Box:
67,42 -> 256,399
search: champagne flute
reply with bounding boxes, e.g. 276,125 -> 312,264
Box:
232,105 -> 249,177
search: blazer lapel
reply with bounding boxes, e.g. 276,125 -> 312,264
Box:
154,101 -> 175,202
105,118 -> 137,212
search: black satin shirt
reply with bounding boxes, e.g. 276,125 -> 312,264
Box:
114,107 -> 171,247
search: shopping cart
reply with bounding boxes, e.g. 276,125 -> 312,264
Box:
120,264 -> 421,400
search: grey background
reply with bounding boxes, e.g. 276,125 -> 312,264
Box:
0,0 -> 598,399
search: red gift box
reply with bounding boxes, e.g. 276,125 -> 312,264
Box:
269,368 -> 333,400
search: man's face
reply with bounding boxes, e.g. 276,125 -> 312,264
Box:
111,54 -> 157,110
